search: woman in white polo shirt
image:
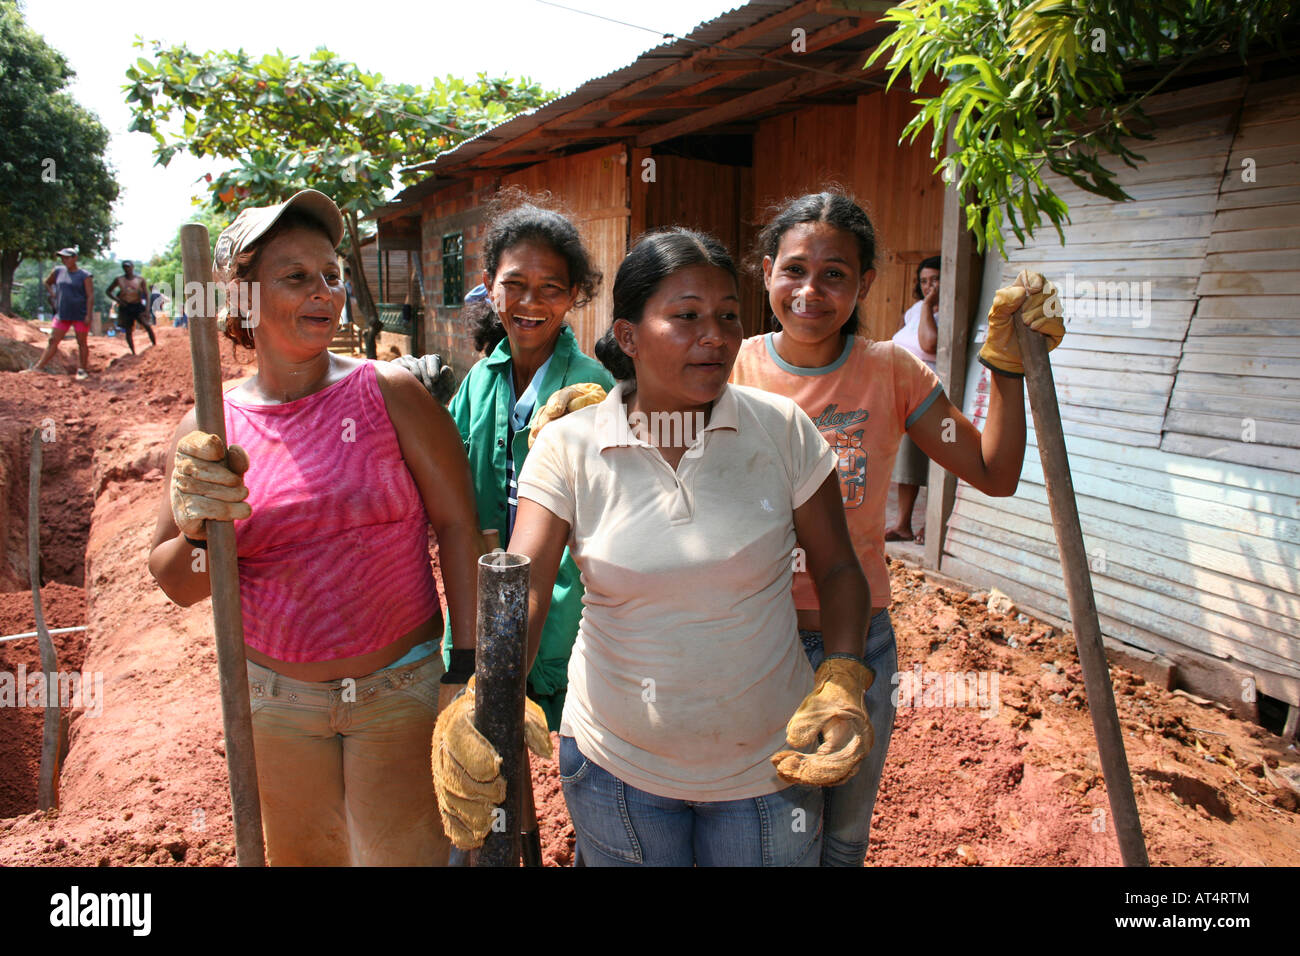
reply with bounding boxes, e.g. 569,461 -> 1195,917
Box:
431,229 -> 874,866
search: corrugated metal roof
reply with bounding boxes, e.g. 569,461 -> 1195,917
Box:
403,3 -> 769,169
381,0 -> 880,212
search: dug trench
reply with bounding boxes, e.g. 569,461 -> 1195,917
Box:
0,315 -> 1297,866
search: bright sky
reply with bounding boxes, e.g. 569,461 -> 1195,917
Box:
26,0 -> 740,260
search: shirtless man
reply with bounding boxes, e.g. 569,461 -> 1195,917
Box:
107,261 -> 155,354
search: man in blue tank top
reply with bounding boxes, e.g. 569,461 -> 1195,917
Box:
33,247 -> 93,379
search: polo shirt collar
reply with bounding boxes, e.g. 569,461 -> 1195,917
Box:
596,380 -> 739,451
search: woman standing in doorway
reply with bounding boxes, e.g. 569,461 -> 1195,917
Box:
887,254 -> 942,544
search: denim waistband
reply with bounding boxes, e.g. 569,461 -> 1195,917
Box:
799,629 -> 823,652
799,608 -> 895,658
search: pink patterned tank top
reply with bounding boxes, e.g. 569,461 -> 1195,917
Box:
223,361 -> 440,662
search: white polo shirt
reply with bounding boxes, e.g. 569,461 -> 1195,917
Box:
517,380 -> 836,801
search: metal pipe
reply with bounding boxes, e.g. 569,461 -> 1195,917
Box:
0,626 -> 88,644
471,551 -> 530,867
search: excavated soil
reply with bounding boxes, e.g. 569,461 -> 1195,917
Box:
0,314 -> 1296,866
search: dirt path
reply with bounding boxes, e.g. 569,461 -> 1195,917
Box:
0,315 -> 1296,865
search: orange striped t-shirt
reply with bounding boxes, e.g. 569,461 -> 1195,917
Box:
731,334 -> 942,609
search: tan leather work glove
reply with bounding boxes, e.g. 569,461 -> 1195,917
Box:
978,269 -> 1066,377
772,657 -> 874,787
432,676 -> 554,850
528,383 -> 607,448
170,431 -> 251,539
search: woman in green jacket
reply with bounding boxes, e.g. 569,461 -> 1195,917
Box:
443,196 -> 614,729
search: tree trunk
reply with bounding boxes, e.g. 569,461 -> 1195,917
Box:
343,212 -> 379,324
343,212 -> 381,359
0,250 -> 21,316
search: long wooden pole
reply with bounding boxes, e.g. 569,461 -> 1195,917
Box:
180,224 -> 265,867
1013,314 -> 1149,867
29,429 -> 62,811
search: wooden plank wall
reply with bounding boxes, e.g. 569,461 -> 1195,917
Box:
751,86 -> 945,343
942,77 -> 1300,707
1170,78 -> 1300,474
503,143 -> 629,356
358,238 -> 379,307
642,155 -> 765,337
1002,99 -> 1238,448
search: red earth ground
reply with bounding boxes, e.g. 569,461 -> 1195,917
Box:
0,314 -> 1296,866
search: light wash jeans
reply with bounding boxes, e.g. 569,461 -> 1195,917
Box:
801,608 -> 899,866
559,735 -> 823,867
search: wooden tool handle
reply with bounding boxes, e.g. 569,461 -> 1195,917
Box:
180,223 -> 266,867
29,429 -> 62,811
1013,314 -> 1149,867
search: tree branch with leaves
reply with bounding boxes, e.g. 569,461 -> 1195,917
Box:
124,41 -> 552,328
0,1 -> 118,315
868,0 -> 1295,255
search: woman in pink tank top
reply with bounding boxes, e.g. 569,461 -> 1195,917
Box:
147,190 -> 484,866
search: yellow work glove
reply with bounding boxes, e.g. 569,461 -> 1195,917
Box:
431,676 -> 554,850
772,656 -> 874,787
978,269 -> 1066,377
528,383 -> 607,448
170,431 -> 251,539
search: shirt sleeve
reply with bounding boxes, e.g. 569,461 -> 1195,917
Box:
516,419 -> 576,525
789,402 -> 836,509
894,344 -> 944,430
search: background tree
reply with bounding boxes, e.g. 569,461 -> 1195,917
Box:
869,0 -> 1296,255
143,204 -> 232,305
0,1 -> 119,314
124,43 -> 551,329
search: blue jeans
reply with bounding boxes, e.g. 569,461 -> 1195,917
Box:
801,608 -> 898,867
559,735 -> 823,867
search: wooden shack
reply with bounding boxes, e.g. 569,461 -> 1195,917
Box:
377,0 -> 1299,726
376,0 -> 945,376
942,74 -> 1300,721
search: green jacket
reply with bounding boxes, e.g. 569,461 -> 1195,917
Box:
445,325 -> 615,730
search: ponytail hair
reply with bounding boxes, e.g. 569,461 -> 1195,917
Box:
749,188 -> 877,337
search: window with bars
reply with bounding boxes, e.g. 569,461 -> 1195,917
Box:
441,233 -> 464,307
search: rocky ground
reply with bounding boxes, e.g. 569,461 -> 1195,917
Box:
0,314 -> 1296,866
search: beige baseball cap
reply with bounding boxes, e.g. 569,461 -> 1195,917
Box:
213,189 -> 344,279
